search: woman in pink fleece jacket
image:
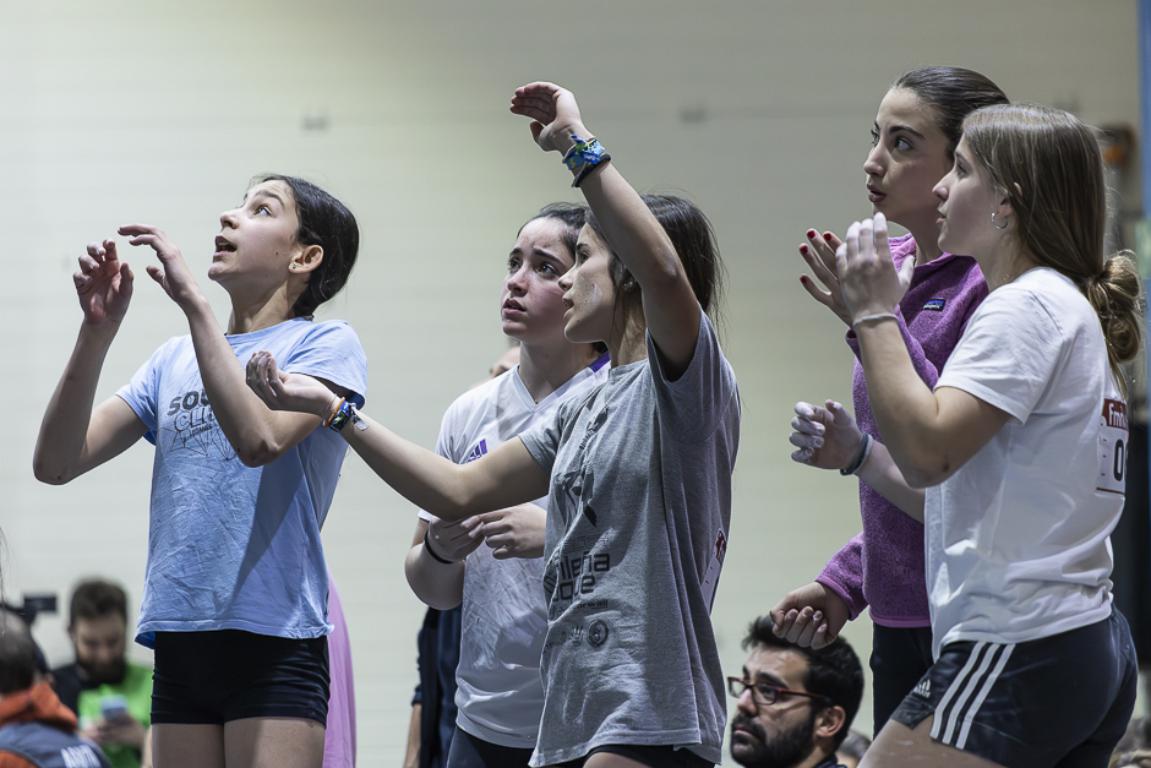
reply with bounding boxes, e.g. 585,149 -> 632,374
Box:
771,67 -> 1007,733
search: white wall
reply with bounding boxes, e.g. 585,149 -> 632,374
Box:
1,0 -> 1141,762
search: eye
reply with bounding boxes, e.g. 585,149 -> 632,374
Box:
507,256 -> 522,273
537,262 -> 557,276
893,136 -> 913,151
255,204 -> 272,216
869,129 -> 880,147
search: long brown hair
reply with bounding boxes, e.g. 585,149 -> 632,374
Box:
962,104 -> 1143,384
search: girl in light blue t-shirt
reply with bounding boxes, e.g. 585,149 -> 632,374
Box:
35,175 -> 367,768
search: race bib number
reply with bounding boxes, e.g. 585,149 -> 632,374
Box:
1097,399 -> 1129,495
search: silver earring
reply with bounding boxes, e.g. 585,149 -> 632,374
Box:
991,211 -> 1009,230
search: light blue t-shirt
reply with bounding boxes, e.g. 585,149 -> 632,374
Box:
117,318 -> 367,647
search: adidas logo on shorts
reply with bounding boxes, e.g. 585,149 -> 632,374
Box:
912,678 -> 932,698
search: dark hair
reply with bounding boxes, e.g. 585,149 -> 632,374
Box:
521,202 -> 587,257
254,174 -> 359,318
0,610 -> 37,694
962,104 -> 1144,384
893,67 -> 1008,156
743,616 -> 864,750
69,578 -> 128,628
586,194 -> 724,319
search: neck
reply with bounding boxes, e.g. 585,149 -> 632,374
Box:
517,340 -> 600,403
980,240 -> 1039,291
797,746 -> 838,768
905,218 -> 944,265
226,287 -> 298,334
606,308 -> 647,367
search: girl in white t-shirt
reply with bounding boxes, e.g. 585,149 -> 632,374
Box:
836,104 -> 1142,768
403,203 -> 607,768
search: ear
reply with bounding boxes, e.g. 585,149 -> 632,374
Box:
289,244 -> 324,275
814,704 -> 847,741
996,183 -> 1021,218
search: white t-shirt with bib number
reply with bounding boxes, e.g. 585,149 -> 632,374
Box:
926,267 -> 1126,658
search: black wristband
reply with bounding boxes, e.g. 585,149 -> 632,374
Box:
839,434 -> 872,476
423,530 -> 456,565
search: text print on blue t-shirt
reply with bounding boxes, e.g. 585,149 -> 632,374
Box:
163,384 -> 234,461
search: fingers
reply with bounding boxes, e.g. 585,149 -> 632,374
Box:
898,249 -> 917,287
791,448 -> 815,464
873,212 -> 889,256
145,265 -> 165,287
858,217 -> 874,259
797,274 -> 836,310
804,229 -> 841,276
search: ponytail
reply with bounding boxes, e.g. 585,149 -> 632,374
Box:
1085,252 -> 1144,391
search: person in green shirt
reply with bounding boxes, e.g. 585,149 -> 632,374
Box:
51,579 -> 151,768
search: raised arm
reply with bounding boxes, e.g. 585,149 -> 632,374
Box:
120,225 -> 330,467
34,240 -> 148,484
510,82 -> 701,374
246,352 -> 550,520
836,215 -> 1009,486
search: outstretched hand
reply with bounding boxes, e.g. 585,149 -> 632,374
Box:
75,239 -> 134,327
462,505 -> 546,560
834,213 -> 915,322
797,229 -> 850,325
246,350 -> 335,418
427,517 -> 484,563
790,400 -> 865,470
118,225 -> 205,311
509,82 -> 586,154
769,581 -> 851,650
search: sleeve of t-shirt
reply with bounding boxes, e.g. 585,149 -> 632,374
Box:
283,321 -> 368,408
116,337 -> 180,444
935,286 -> 1065,423
647,310 -> 739,438
518,399 -> 567,475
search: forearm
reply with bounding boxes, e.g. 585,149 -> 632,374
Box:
857,440 -> 925,522
342,415 -> 544,521
34,323 -> 117,483
183,302 -> 317,465
856,321 -> 946,486
402,704 -> 421,768
404,541 -> 465,610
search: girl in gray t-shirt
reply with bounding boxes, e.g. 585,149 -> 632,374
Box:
246,83 -> 740,768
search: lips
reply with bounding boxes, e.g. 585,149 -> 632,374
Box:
214,235 -> 237,256
867,184 -> 886,202
503,298 -> 525,311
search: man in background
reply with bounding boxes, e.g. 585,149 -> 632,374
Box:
728,616 -> 864,768
51,580 -> 150,768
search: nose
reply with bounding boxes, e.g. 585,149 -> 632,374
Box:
219,208 -> 239,229
558,267 -> 575,292
736,687 -> 758,716
505,264 -> 528,295
863,143 -> 885,177
933,177 -> 950,203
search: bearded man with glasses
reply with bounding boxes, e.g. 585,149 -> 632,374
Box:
727,616 -> 864,768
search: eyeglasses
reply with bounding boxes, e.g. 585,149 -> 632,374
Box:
726,676 -> 830,708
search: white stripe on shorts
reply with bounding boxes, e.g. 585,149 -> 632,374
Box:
930,641 -> 1014,747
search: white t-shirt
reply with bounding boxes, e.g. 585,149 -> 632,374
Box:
419,355 -> 609,748
926,267 -> 1126,658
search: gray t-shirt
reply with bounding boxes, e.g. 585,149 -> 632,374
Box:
520,312 -> 740,766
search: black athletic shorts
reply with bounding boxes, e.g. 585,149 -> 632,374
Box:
891,611 -> 1137,768
151,629 -> 330,726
